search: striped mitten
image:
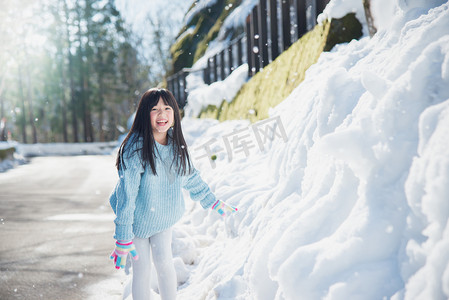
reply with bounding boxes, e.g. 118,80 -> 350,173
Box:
212,200 -> 238,217
110,240 -> 139,269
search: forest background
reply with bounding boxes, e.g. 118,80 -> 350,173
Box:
0,0 -> 189,144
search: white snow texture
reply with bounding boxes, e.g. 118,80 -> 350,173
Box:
172,1 -> 449,299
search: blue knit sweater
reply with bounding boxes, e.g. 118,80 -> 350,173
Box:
109,133 -> 216,241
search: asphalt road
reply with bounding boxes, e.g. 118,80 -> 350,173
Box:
0,155 -> 127,300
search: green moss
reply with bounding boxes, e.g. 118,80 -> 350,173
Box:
194,0 -> 242,63
170,0 -> 229,74
218,20 -> 331,122
198,103 -> 221,119
0,147 -> 15,161
170,30 -> 196,72
324,13 -> 363,51
199,13 -> 362,122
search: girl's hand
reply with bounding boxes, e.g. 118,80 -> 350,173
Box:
110,240 -> 139,269
212,200 -> 238,217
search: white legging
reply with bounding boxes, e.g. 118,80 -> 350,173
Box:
132,229 -> 177,300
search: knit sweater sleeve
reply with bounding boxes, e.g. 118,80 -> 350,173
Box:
113,139 -> 144,241
182,167 -> 216,209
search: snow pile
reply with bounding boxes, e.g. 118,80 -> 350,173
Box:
0,141 -> 27,172
15,141 -> 117,157
0,155 -> 27,173
171,2 -> 449,299
184,64 -> 249,118
402,100 -> 449,299
1,141 -> 117,172
0,141 -> 16,151
317,0 -> 367,30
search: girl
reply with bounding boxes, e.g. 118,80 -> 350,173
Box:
109,88 -> 237,300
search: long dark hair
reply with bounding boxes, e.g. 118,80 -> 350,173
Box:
116,88 -> 192,176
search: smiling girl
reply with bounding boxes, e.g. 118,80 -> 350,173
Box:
108,88 -> 236,300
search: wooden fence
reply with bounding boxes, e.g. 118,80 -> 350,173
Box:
167,0 -> 330,108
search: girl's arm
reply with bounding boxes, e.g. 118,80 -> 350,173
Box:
112,143 -> 144,241
182,167 -> 217,209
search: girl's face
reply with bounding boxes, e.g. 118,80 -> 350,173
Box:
150,98 -> 175,140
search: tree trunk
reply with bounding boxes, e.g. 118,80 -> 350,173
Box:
57,0 -> 69,143
22,44 -> 38,144
0,73 -> 5,121
68,54 -> 79,143
0,42 -> 7,141
98,73 -> 105,142
363,0 -> 377,37
25,71 -> 38,144
60,66 -> 69,143
83,67 -> 94,142
17,66 -> 27,143
0,95 -> 4,141
0,96 -> 3,123
98,109 -> 104,142
76,1 -> 90,143
83,0 -> 95,143
63,0 -> 79,142
0,97 -> 6,141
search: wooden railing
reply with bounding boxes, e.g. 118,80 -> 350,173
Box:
167,0 -> 330,109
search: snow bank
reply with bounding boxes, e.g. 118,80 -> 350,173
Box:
1,141 -> 117,172
172,2 -> 449,299
15,141 -> 117,157
317,0 -> 367,31
184,64 -> 249,118
0,141 -> 27,172
401,100 -> 449,299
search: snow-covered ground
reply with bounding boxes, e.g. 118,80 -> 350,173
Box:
0,141 -> 117,172
14,141 -> 117,157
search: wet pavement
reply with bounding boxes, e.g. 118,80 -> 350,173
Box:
0,155 -> 125,300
